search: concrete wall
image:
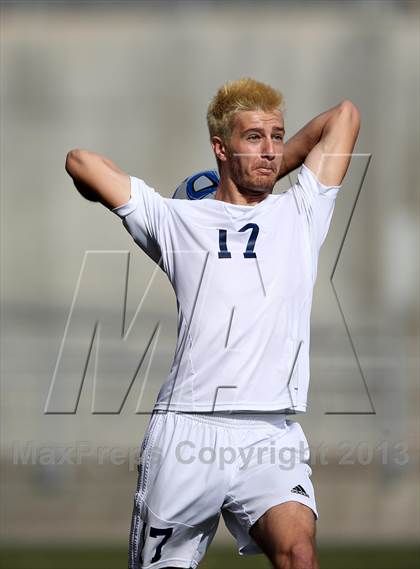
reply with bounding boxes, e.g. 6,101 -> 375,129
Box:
1,0 -> 418,546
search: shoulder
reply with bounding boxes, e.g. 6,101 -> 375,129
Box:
112,176 -> 174,219
294,164 -> 342,200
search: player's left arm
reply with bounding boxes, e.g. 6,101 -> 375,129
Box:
303,100 -> 361,186
278,100 -> 360,184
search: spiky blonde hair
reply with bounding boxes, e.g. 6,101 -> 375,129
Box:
207,77 -> 285,141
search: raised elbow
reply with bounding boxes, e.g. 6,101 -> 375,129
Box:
338,99 -> 361,125
65,148 -> 87,177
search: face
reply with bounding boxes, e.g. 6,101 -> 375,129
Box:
213,109 -> 285,194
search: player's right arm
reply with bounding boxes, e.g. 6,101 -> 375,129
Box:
66,150 -> 172,272
65,149 -> 131,209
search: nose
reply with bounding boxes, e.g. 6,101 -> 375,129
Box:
261,138 -> 275,160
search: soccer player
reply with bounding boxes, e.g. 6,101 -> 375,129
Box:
65,78 -> 360,569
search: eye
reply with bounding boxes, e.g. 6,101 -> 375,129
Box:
247,133 -> 261,141
273,134 -> 284,142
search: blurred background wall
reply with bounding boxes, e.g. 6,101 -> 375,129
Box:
1,0 -> 418,550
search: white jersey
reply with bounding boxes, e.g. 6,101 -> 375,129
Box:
112,164 -> 341,413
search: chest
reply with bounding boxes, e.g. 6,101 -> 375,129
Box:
167,205 -> 312,304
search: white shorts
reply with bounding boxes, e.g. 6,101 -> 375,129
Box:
129,411 -> 318,569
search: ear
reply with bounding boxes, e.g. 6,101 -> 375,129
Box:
211,136 -> 228,162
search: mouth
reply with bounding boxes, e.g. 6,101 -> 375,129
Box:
255,167 -> 275,174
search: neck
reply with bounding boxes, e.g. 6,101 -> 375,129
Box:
214,176 -> 271,206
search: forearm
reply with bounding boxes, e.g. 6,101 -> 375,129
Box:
278,103 -> 342,179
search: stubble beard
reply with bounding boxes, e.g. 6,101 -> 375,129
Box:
230,156 -> 277,196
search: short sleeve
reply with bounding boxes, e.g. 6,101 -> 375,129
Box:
291,163 -> 341,250
112,176 -> 169,268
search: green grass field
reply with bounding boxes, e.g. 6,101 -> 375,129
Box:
0,545 -> 419,569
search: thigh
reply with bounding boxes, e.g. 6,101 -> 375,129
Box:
222,420 -> 318,559
249,500 -> 317,560
134,512 -> 219,569
129,412 -> 228,569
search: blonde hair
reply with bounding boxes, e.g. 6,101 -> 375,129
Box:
207,77 -> 285,140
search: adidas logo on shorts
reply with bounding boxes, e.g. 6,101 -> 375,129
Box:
291,485 -> 309,498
